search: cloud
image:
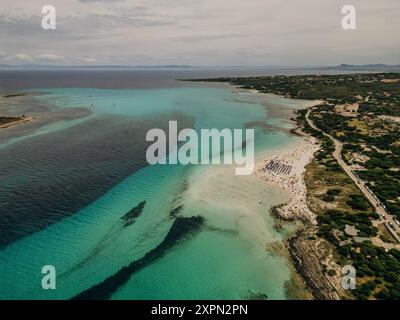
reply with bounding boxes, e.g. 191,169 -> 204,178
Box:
3,52 -> 64,64
36,53 -> 65,62
15,53 -> 33,61
0,0 -> 399,66
77,57 -> 96,63
178,33 -> 245,43
78,0 -> 125,2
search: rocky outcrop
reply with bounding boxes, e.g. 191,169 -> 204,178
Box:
288,228 -> 345,300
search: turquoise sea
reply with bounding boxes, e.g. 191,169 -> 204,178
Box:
0,76 -> 307,300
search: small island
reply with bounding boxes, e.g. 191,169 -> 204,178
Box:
0,115 -> 32,129
1,93 -> 32,129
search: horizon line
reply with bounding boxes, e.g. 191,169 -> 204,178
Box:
0,63 -> 399,69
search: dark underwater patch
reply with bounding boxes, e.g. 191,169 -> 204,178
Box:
121,201 -> 146,227
72,215 -> 204,300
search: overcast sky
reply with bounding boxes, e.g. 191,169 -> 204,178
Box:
1,0 -> 399,66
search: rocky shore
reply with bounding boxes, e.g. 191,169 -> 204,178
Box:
288,228 -> 345,300
256,106 -> 346,300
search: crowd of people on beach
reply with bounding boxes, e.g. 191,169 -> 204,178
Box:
257,138 -> 319,224
262,160 -> 292,175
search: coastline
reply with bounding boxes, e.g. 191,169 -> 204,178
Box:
0,116 -> 33,129
178,85 -> 322,299
256,135 -> 319,224
241,87 -> 345,300
258,117 -> 345,300
0,94 -> 32,129
288,227 -> 344,300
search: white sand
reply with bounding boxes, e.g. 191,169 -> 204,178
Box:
183,162 -> 291,246
256,136 -> 319,224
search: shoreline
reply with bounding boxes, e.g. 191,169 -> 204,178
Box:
256,135 -> 319,224
258,120 -> 345,300
0,117 -> 33,129
242,86 -> 345,300
181,85 -> 320,299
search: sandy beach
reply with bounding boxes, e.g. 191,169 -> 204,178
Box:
238,87 -> 322,224
256,135 -> 320,224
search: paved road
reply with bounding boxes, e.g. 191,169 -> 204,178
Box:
305,109 -> 400,245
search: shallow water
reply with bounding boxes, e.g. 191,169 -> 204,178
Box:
0,84 -> 305,299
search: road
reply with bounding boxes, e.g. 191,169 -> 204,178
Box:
305,109 -> 400,245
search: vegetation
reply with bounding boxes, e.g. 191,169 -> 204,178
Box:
195,72 -> 400,300
0,116 -> 24,126
346,194 -> 371,212
338,242 -> 400,299
189,73 -> 400,115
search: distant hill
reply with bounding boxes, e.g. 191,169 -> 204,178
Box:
325,64 -> 400,72
0,63 -> 399,72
